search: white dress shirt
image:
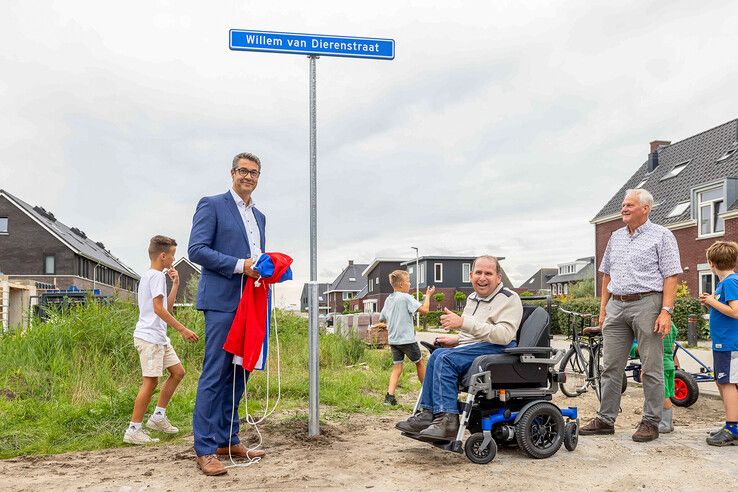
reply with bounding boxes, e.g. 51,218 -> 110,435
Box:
229,188 -> 263,274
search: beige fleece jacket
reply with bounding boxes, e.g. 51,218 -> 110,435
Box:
458,284 -> 524,345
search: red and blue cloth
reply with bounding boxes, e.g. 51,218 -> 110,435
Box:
223,252 -> 293,371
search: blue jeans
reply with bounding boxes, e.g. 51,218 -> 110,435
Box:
193,310 -> 249,456
420,341 -> 516,414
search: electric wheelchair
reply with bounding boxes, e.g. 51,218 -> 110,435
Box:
403,300 -> 579,464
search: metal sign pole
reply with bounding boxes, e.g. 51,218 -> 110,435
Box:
308,54 -> 320,437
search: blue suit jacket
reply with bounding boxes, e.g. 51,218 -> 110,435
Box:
188,191 -> 266,312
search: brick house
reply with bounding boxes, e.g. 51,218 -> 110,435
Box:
166,257 -> 200,305
0,189 -> 139,296
591,119 -> 738,296
323,260 -> 368,313
351,258 -> 407,313
516,267 -> 557,294
546,257 -> 595,296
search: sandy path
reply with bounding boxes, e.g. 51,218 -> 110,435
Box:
1,388 -> 736,491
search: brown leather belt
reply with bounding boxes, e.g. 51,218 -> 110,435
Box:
610,291 -> 661,302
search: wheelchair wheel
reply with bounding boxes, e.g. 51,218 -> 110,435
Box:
671,369 -> 699,407
621,372 -> 628,394
516,402 -> 565,459
464,432 -> 497,464
559,346 -> 589,397
564,421 -> 578,451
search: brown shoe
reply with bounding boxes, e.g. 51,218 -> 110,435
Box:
632,420 -> 659,442
196,454 -> 227,476
216,443 -> 266,459
578,417 -> 615,435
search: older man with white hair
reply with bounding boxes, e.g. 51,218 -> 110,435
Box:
580,188 -> 682,442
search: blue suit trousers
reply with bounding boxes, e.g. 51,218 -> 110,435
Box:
193,310 -> 249,456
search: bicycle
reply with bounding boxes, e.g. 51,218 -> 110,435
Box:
557,308 -> 628,401
557,308 -> 603,400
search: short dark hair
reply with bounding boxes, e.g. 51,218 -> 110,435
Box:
148,235 -> 177,260
471,255 -> 500,275
231,152 -> 261,171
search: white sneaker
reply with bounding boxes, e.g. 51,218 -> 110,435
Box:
146,415 -> 179,434
124,427 -> 160,445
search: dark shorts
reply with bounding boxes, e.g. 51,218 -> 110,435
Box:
713,350 -> 738,384
391,342 -> 422,364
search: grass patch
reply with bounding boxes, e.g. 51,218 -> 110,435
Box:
0,301 -> 419,458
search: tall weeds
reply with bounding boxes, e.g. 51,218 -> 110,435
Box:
0,301 -> 408,458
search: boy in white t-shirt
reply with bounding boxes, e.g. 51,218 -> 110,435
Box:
123,235 -> 200,445
380,270 -> 434,406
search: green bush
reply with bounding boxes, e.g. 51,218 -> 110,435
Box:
672,297 -> 708,339
420,310 -> 444,328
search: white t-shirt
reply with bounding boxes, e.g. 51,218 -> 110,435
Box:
133,269 -> 170,345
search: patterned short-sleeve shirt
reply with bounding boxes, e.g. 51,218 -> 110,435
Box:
599,219 -> 682,295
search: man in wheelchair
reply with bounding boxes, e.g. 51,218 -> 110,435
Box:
396,255 -> 523,440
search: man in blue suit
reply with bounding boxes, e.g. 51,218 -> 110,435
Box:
188,152 -> 267,476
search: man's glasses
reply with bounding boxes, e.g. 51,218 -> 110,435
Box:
234,168 -> 260,178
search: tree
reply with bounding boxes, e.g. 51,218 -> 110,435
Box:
342,301 -> 350,314
570,278 -> 594,298
433,292 -> 445,305
676,281 -> 691,298
454,290 -> 467,309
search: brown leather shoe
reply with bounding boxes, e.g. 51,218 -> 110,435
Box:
216,443 -> 266,459
578,417 -> 615,435
632,420 -> 659,442
196,454 -> 227,476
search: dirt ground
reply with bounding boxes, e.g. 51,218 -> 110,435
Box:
1,387 -> 736,491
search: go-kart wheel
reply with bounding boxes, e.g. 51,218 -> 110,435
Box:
671,369 -> 699,407
516,402 -> 565,459
464,432 -> 497,464
564,421 -> 578,451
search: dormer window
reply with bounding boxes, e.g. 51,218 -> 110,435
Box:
660,160 -> 689,180
0,217 -> 7,234
635,179 -> 647,189
349,277 -> 356,282
697,186 -> 725,236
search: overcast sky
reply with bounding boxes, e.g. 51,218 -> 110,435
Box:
2,1 -> 738,306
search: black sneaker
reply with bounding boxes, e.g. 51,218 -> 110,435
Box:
706,428 -> 738,446
383,393 -> 398,406
396,409 -> 433,433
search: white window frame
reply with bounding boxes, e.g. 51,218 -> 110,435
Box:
369,279 -> 373,292
44,255 -> 55,274
0,217 -> 7,234
342,292 -> 354,301
697,185 -> 725,238
660,160 -> 690,180
667,201 -> 690,218
462,263 -> 471,283
563,283 -> 569,295
434,263 -> 443,283
699,271 -> 717,295
408,266 -> 414,274
420,263 -> 426,284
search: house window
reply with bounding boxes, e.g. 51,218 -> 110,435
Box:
376,276 -> 379,287
420,263 -> 426,284
563,283 -> 569,295
408,266 -> 414,274
697,186 -> 725,236
660,160 -> 689,180
44,255 -> 55,274
0,217 -> 7,234
635,179 -> 647,189
716,143 -> 737,163
700,271 -> 716,295
369,279 -> 373,292
462,263 -> 471,282
342,292 -> 354,301
434,263 -> 443,283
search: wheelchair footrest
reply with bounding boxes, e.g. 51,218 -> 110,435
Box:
400,432 -> 462,453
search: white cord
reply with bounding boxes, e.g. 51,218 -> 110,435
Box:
225,278 -> 281,468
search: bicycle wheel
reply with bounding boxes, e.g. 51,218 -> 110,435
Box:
559,346 -> 590,397
590,345 -> 603,401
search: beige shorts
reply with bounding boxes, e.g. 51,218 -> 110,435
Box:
134,337 -> 181,377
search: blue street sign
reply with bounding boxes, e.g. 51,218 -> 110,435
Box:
229,29 -> 395,60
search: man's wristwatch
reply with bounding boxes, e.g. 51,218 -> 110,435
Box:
661,306 -> 674,315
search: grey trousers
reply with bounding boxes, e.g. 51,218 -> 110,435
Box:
597,294 -> 664,426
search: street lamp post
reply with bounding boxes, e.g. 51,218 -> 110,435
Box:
411,246 -> 419,328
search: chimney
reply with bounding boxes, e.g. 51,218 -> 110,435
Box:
647,140 -> 671,172
650,140 -> 671,153
348,260 -> 354,266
